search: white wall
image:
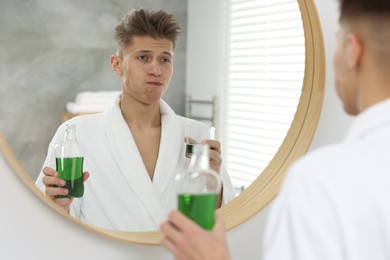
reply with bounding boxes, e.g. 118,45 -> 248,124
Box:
185,0 -> 225,130
0,0 -> 353,259
185,0 -> 224,100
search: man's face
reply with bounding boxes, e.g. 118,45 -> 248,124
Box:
117,36 -> 174,105
333,25 -> 359,115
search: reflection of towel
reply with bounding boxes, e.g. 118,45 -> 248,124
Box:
75,91 -> 121,104
65,103 -> 111,113
36,95 -> 236,231
66,91 -> 121,114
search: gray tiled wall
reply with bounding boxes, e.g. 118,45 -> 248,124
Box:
0,0 -> 187,179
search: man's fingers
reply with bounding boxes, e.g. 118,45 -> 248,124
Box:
161,236 -> 183,260
213,218 -> 226,232
54,197 -> 73,207
83,171 -> 90,182
160,221 -> 182,244
42,166 -> 58,177
160,218 -> 198,260
45,187 -> 69,197
202,140 -> 221,154
42,166 -> 65,188
42,175 -> 65,188
168,211 -> 203,234
201,140 -> 222,166
184,136 -> 198,144
209,149 -> 222,164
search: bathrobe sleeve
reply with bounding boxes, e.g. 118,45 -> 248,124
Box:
219,164 -> 236,205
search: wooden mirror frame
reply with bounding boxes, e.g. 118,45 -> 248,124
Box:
0,0 -> 324,245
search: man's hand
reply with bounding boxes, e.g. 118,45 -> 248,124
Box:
202,139 -> 224,207
202,139 -> 222,174
160,211 -> 231,260
41,166 -> 90,212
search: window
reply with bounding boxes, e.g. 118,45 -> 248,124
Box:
221,0 -> 305,194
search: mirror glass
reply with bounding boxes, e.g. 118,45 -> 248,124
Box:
0,0 -> 188,181
0,0 -> 313,235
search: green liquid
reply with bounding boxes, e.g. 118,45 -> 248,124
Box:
178,193 -> 218,230
56,157 -> 84,198
185,144 -> 194,158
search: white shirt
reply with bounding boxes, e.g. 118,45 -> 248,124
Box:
262,98 -> 390,260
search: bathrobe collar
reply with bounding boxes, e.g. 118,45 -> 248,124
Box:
103,96 -> 182,226
344,98 -> 390,142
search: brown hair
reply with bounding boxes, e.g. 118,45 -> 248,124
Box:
339,0 -> 390,22
339,0 -> 390,66
115,8 -> 181,57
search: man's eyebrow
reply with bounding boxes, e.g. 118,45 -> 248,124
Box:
133,49 -> 173,57
162,51 -> 173,57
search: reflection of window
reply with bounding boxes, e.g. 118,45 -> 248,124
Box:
221,0 -> 305,194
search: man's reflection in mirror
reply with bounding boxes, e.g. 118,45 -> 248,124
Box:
35,8 -> 235,231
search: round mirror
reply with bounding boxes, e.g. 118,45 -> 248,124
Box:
0,0 -> 324,244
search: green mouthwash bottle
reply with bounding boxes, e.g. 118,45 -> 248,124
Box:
54,124 -> 84,198
176,144 -> 221,230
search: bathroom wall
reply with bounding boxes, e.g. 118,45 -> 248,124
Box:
0,0 -> 187,179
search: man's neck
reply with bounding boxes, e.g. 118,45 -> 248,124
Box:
357,66 -> 390,113
120,96 -> 161,129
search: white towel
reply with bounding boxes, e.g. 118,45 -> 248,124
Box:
66,91 -> 121,114
75,91 -> 121,104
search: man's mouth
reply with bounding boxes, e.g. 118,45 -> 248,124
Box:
147,81 -> 163,87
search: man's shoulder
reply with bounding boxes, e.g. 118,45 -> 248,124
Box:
292,143 -> 345,169
65,112 -> 104,126
283,142 -> 353,186
58,113 -> 105,138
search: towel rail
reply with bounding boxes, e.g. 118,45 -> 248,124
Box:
185,95 -> 217,127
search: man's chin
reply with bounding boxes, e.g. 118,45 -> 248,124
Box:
142,96 -> 162,105
343,103 -> 359,116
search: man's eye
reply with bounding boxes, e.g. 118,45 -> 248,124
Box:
161,58 -> 171,63
137,55 -> 152,61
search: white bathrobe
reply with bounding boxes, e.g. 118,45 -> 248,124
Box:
261,98 -> 390,259
36,97 -> 235,231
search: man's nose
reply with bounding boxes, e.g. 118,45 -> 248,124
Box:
148,59 -> 162,76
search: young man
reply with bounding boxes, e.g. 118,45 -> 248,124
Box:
35,9 -> 235,231
160,0 -> 390,259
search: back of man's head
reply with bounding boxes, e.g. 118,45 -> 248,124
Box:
340,0 -> 390,21
339,0 -> 390,68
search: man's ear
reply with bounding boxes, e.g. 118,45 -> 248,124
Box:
346,33 -> 363,69
110,55 -> 122,75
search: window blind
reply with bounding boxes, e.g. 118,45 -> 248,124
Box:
223,0 -> 305,194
